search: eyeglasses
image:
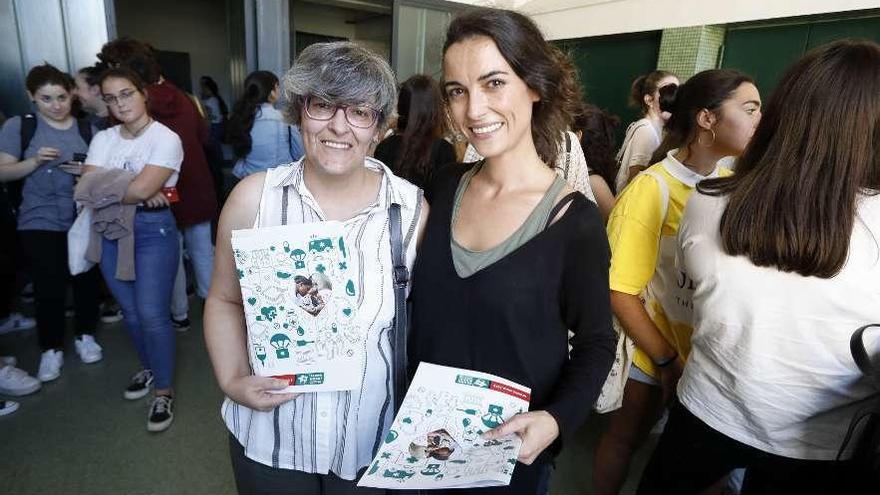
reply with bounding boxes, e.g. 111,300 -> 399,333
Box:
303,97 -> 380,129
102,89 -> 138,106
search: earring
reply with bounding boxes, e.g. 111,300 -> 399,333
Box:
698,129 -> 716,147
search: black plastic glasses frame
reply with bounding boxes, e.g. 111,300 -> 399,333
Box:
302,96 -> 380,129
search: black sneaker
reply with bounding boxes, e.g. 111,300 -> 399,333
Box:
171,317 -> 190,332
100,307 -> 124,324
147,395 -> 174,432
124,369 -> 154,400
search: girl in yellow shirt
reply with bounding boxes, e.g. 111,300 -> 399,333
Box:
594,69 -> 762,495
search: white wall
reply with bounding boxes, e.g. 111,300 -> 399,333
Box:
450,0 -> 880,38
114,0 -> 232,104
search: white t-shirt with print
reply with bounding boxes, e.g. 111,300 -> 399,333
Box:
85,121 -> 183,187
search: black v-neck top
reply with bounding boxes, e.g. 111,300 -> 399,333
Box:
410,162 -> 616,449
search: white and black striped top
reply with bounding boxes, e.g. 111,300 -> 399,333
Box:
222,157 -> 423,480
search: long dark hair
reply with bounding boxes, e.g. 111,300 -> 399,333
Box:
650,69 -> 754,164
629,70 -> 675,115
227,71 -> 278,158
573,104 -> 620,194
443,8 -> 582,167
200,76 -> 228,119
699,39 -> 880,278
394,75 -> 445,185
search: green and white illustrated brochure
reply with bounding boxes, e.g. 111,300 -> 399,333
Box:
358,362 -> 531,490
231,221 -> 362,393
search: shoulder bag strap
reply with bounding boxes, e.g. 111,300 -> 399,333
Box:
851,323 -> 880,382
389,203 -> 409,413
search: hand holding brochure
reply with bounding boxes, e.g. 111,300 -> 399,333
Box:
358,362 -> 531,490
231,221 -> 363,393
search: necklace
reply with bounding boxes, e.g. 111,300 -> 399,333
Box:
124,117 -> 152,138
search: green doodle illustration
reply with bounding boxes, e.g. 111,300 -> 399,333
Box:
270,334 -> 291,359
296,326 -> 305,336
254,345 -> 267,366
342,308 -> 352,317
256,306 -> 277,322
247,297 -> 257,305
406,456 -> 419,464
295,340 -> 315,347
291,249 -> 306,269
237,269 -> 244,279
316,263 -> 326,273
482,405 -> 504,429
309,238 -> 333,253
384,430 -> 398,444
382,469 -> 414,480
421,464 -> 441,476
338,238 -> 347,258
345,280 -> 356,297
402,417 -> 412,424
368,462 -> 380,475
338,261 -> 347,270
276,271 -> 291,279
457,408 -> 478,415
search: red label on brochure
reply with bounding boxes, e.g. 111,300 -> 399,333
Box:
489,382 -> 531,402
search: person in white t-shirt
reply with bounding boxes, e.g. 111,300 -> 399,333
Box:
637,39 -> 880,494
83,67 -> 183,434
614,70 -> 679,193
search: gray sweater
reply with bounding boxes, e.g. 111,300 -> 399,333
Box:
74,168 -> 137,281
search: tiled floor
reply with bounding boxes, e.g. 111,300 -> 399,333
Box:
1,300 -> 655,494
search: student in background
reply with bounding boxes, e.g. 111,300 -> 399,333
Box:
199,75 -> 228,145
638,39 -> 880,495
73,65 -> 112,131
226,70 -> 304,179
594,69 -> 761,495
82,67 -> 183,432
0,63 -> 103,382
375,74 -> 456,192
98,37 -> 217,332
572,104 -> 620,220
614,70 -> 679,192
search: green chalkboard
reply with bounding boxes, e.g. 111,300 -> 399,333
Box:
556,31 -> 662,144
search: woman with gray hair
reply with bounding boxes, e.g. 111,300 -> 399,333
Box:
204,42 -> 429,494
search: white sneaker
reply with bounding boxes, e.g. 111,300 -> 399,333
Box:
75,334 -> 103,364
37,350 -> 63,382
0,400 -> 20,416
0,313 -> 36,335
0,364 -> 41,396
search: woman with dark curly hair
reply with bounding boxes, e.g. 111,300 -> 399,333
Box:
408,9 -> 616,494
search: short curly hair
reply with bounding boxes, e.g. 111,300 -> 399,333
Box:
443,8 -> 583,167
281,42 -> 397,129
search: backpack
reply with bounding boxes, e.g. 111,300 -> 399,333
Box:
837,323 -> 880,484
2,114 -> 93,215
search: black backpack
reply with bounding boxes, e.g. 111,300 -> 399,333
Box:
1,113 -> 93,216
838,323 -> 880,484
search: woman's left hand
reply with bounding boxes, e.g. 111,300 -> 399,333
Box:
482,410 -> 559,465
144,191 -> 171,208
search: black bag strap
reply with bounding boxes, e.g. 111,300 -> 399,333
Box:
852,324 -> 880,384
389,202 -> 409,413
19,113 -> 37,160
77,118 -> 93,145
563,132 -> 571,180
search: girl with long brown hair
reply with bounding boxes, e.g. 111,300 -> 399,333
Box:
638,39 -> 880,495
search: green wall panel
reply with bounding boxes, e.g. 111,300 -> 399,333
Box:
722,12 -> 880,98
556,31 -> 662,143
721,24 -> 809,98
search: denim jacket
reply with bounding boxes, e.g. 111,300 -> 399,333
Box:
232,103 -> 304,179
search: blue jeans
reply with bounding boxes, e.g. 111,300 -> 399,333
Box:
100,209 -> 179,390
